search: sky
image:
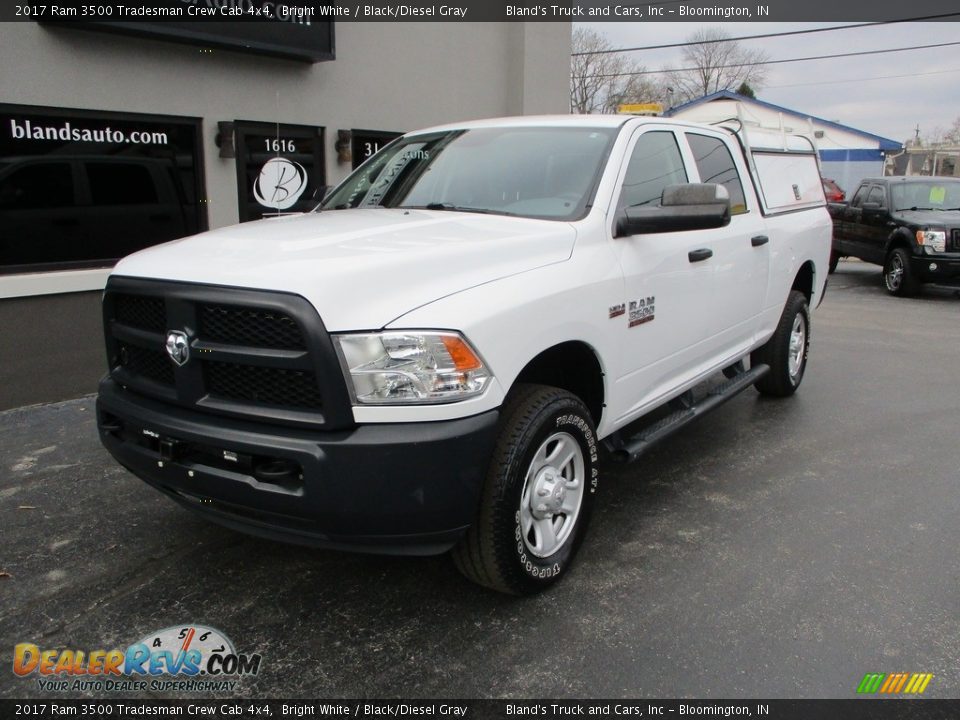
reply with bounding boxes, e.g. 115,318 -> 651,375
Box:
576,21 -> 960,144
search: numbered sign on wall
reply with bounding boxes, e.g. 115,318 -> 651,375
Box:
351,129 -> 402,170
234,122 -> 325,222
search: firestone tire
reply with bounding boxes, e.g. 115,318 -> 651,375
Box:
452,384 -> 600,595
752,290 -> 810,397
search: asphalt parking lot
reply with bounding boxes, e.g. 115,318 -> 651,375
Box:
2,261 -> 959,700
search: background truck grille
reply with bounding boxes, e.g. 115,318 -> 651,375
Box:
951,229 -> 960,253
102,279 -> 353,429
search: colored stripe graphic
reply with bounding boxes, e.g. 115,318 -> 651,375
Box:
857,672 -> 933,694
857,673 -> 885,693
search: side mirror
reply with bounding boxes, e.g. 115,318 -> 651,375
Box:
861,201 -> 881,211
615,183 -> 731,237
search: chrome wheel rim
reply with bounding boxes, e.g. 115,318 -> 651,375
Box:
886,254 -> 903,291
788,313 -> 806,382
519,431 -> 585,558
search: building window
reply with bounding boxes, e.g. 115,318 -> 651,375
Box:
0,104 -> 205,275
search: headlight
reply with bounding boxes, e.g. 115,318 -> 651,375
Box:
334,332 -> 492,404
916,229 -> 946,253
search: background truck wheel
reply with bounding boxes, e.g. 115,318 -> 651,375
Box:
751,290 -> 810,397
828,251 -> 840,274
452,384 -> 599,595
884,247 -> 918,297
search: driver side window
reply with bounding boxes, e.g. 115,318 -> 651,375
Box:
866,186 -> 885,208
850,186 -> 866,208
617,131 -> 687,213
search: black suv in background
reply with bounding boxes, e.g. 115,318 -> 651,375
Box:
828,177 -> 960,296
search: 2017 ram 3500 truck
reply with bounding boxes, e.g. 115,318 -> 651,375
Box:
829,176 -> 960,295
97,116 -> 830,594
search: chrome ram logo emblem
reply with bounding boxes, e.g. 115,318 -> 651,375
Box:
165,330 -> 190,367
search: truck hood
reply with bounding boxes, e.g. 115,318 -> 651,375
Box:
113,209 -> 575,330
893,209 -> 960,227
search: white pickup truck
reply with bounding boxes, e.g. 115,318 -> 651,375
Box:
97,115 -> 830,594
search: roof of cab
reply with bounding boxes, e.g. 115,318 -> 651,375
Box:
409,114 -> 703,135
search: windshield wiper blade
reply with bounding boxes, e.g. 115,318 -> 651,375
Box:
424,202 -> 494,214
895,206 -> 938,211
404,203 -> 514,216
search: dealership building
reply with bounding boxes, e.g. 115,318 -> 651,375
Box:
0,20 -> 571,410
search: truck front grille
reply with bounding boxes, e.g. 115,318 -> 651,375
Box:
102,279 -> 353,429
115,294 -> 167,333
199,304 -> 305,350
206,361 -> 323,409
119,343 -> 174,386
950,229 -> 960,253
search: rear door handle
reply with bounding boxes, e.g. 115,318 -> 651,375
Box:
751,235 -> 769,247
688,248 -> 713,263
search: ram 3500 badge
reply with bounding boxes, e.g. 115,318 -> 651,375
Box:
97,116 -> 831,594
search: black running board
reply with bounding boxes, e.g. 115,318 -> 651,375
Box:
605,363 -> 770,463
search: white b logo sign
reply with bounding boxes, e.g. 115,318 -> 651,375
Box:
253,157 -> 308,210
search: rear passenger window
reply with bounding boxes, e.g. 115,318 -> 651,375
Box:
618,131 -> 687,210
686,134 -> 747,214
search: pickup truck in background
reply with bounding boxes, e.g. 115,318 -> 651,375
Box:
828,176 -> 960,296
97,116 -> 830,594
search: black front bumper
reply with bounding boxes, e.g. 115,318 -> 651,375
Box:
97,378 -> 499,555
911,254 -> 960,285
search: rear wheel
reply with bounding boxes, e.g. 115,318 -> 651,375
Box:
752,290 -> 810,397
884,247 -> 918,297
452,384 -> 599,595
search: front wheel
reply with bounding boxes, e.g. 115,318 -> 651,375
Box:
884,247 -> 918,297
452,384 -> 599,595
752,290 -> 810,397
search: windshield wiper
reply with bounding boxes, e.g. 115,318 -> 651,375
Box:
894,206 -> 939,211
404,203 -> 514,216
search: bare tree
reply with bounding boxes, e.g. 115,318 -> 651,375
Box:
944,116 -> 960,144
570,27 -> 665,114
664,28 -> 769,105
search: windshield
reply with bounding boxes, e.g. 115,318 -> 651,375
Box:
319,126 -> 618,220
890,181 -> 960,210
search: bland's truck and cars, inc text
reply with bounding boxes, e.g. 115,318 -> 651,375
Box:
96,115 -> 830,594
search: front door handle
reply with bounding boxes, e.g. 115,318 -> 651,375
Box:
688,248 -> 713,263
751,235 -> 769,247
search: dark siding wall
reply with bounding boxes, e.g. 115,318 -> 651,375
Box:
0,292 -> 105,410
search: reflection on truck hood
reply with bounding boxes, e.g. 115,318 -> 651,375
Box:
113,208 -> 576,331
